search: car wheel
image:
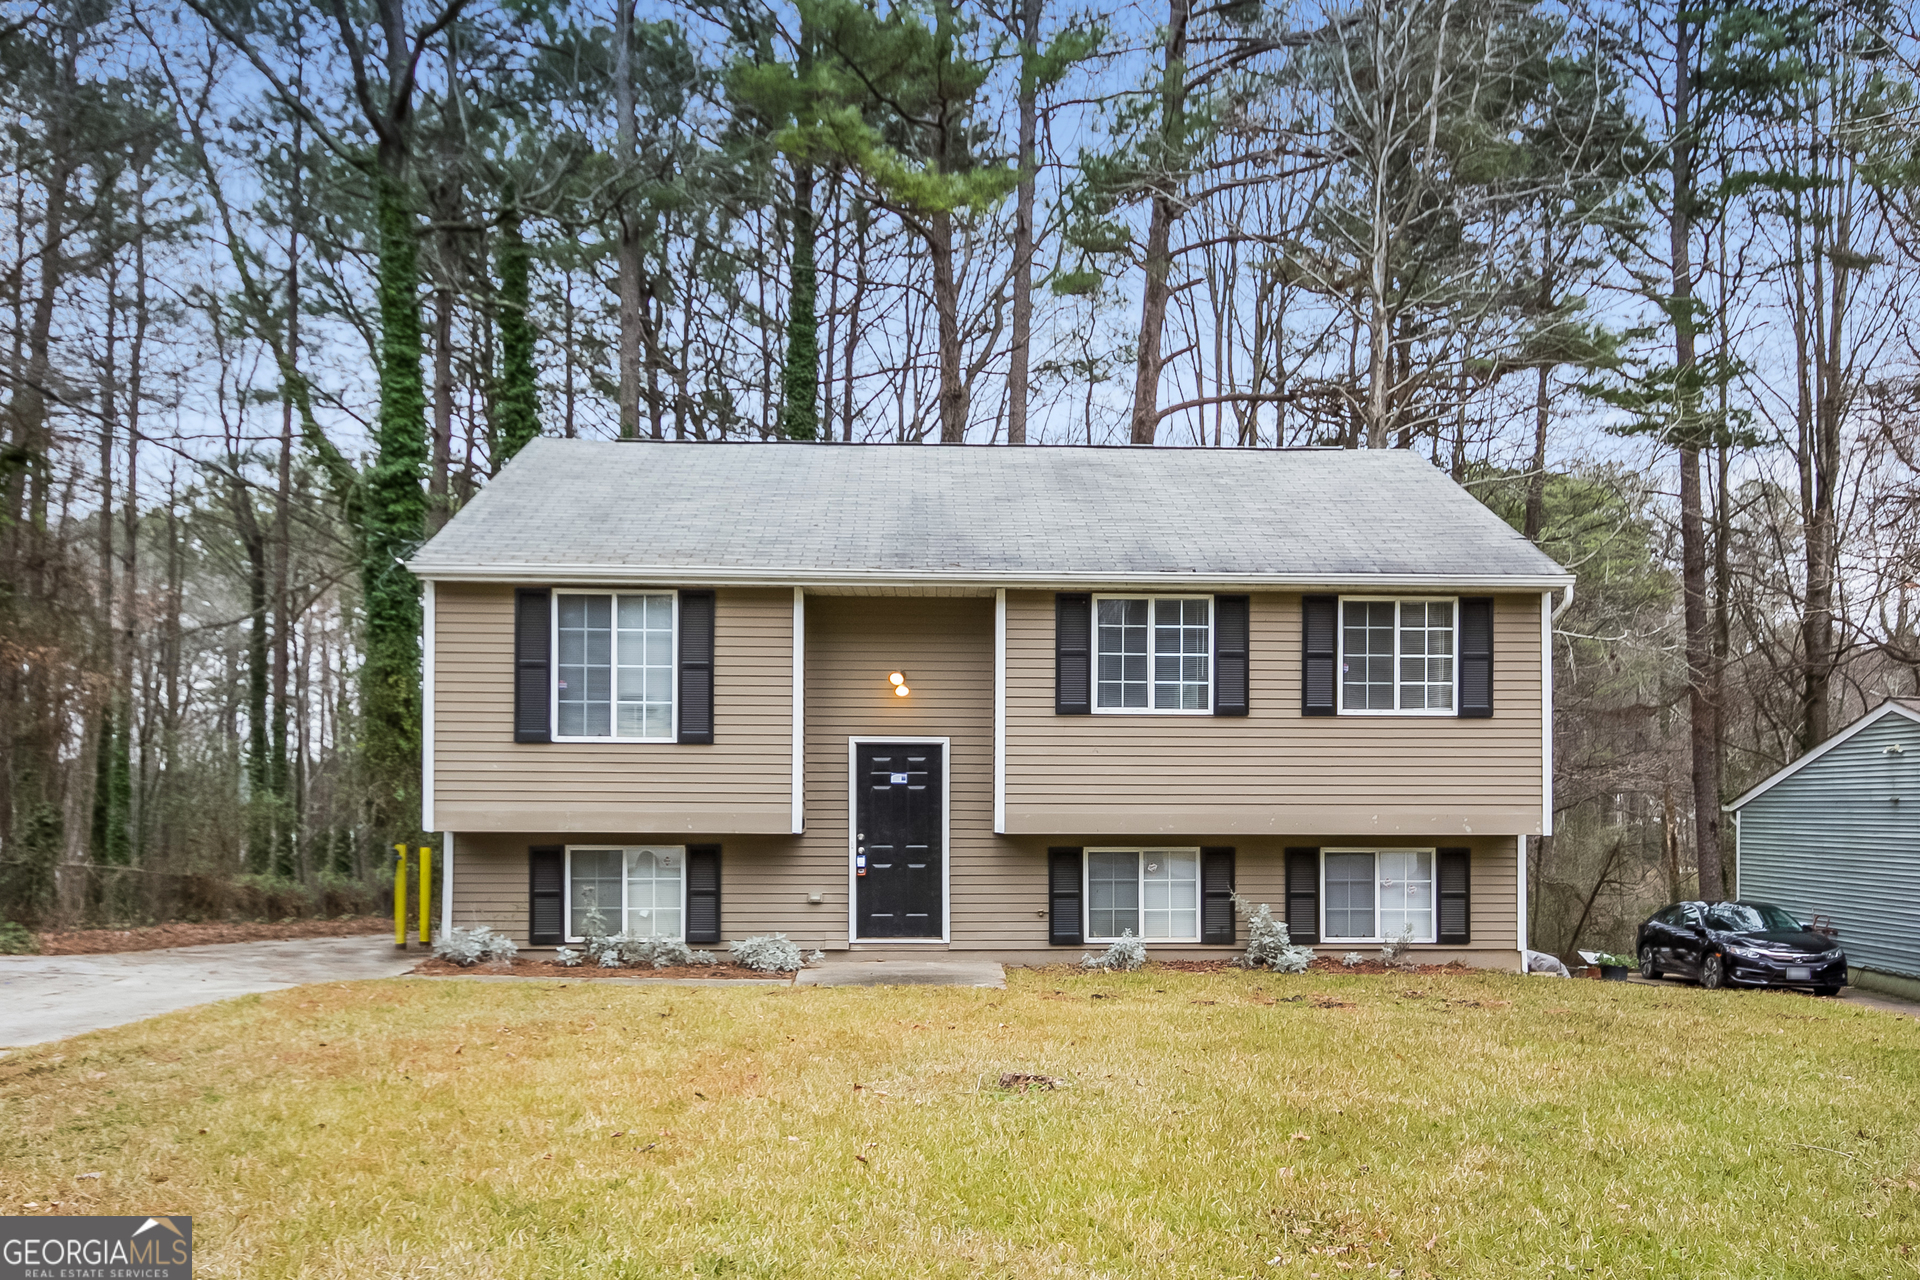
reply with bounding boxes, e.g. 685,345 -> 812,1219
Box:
1639,945 -> 1662,980
1700,952 -> 1727,990
1813,985 -> 1840,997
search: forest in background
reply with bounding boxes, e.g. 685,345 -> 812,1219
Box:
3,0 -> 1919,955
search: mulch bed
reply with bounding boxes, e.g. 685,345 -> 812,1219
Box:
34,916 -> 392,956
1143,958 -> 1481,976
411,955 -> 783,981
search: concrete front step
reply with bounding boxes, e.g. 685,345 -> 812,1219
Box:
797,957 -> 1006,988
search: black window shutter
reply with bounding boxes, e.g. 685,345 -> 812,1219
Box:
1048,847 -> 1083,944
1284,847 -> 1320,944
1201,847 -> 1236,944
686,845 -> 722,944
1301,595 -> 1337,717
678,589 -> 715,744
1437,848 -> 1471,944
1213,595 -> 1250,716
529,845 -> 564,945
1055,594 -> 1091,714
1459,597 -> 1493,718
514,588 -> 552,743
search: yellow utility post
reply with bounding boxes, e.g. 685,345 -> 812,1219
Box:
394,844 -> 408,948
418,844 -> 432,946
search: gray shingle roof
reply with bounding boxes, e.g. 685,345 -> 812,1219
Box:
408,439 -> 1570,587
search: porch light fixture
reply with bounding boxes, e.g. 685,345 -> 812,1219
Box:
889,671 -> 910,697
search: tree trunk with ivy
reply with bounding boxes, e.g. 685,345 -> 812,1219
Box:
781,162 -> 820,441
495,201 -> 540,463
362,170 -> 428,844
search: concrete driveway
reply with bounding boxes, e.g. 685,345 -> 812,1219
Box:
0,936 -> 418,1048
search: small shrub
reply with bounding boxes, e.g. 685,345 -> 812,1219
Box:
0,921 -> 39,955
575,893 -> 614,948
1379,926 -> 1417,970
433,925 -> 518,967
614,935 -> 717,968
553,946 -> 583,967
1342,951 -> 1366,968
576,933 -> 717,969
1232,896 -> 1313,973
1080,931 -> 1146,972
730,933 -> 809,972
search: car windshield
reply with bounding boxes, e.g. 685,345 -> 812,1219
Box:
1705,902 -> 1803,934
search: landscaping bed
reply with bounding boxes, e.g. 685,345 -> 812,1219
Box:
1148,956 -> 1481,976
30,915 -> 392,956
411,954 -> 782,981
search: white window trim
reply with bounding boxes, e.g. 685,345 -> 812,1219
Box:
1083,846 -> 1204,944
562,844 -> 689,943
846,737 -> 952,945
1090,594 -> 1214,715
1319,846 -> 1440,945
550,588 -> 679,743
1335,595 -> 1461,717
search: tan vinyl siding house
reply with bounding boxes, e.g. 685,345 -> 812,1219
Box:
411,440 -> 1569,969
1001,590 -> 1546,836
433,583 -> 797,833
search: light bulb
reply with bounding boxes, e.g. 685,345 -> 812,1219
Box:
888,671 -> 906,686
894,685 -> 910,697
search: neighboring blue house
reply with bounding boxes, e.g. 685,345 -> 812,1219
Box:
1729,699 -> 1920,1000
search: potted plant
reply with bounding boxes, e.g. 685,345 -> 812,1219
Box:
1594,952 -> 1635,981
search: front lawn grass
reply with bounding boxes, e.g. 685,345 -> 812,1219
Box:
2,968 -> 1916,1278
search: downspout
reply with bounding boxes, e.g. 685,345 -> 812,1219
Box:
1551,580 -> 1575,622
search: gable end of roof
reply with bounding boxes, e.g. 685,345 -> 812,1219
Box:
1727,699 -> 1920,810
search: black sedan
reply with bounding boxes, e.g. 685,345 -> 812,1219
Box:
1636,901 -> 1848,995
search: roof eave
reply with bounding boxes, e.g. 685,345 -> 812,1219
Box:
405,561 -> 1576,591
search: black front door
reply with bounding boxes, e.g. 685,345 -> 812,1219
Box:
855,743 -> 943,938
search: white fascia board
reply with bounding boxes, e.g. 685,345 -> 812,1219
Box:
441,831 -> 454,938
994,588 -> 1006,835
410,563 -> 1577,592
792,588 -> 805,835
1540,590 -> 1553,839
1725,700 -> 1920,810
422,579 -> 436,832
1515,832 -> 1528,959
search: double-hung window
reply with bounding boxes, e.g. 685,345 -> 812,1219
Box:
1085,849 -> 1200,941
1095,596 -> 1211,712
553,591 -> 676,740
1339,598 -> 1456,713
1322,850 -> 1435,943
565,846 -> 685,941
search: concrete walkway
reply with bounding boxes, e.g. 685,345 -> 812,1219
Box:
796,956 -> 1006,988
0,936 -> 417,1048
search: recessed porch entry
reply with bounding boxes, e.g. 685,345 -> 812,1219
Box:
852,740 -> 946,939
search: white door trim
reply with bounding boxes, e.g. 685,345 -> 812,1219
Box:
847,736 -> 952,945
